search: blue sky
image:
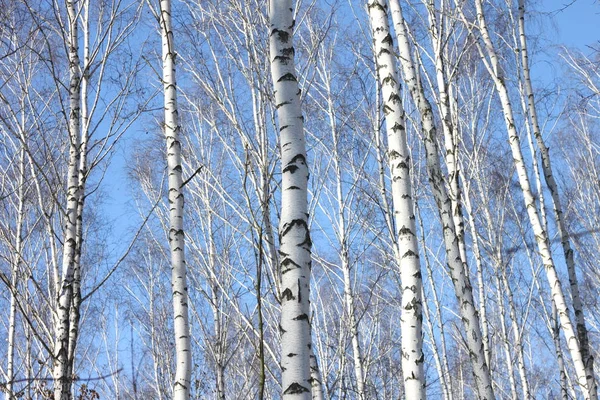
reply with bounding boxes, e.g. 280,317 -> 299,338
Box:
545,0 -> 598,50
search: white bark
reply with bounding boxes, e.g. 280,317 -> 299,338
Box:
416,0 -> 470,272
495,276 -> 518,400
462,178 -> 492,370
380,1 -> 493,397
53,1 -> 82,398
422,0 -> 491,369
418,204 -> 452,400
67,2 -> 91,383
159,0 -> 192,397
468,1 -> 591,396
367,1 -> 425,397
309,352 -> 325,400
552,301 -> 571,400
517,1 -> 596,396
323,64 -> 366,399
500,264 -> 531,399
269,0 -> 313,397
6,147 -> 25,400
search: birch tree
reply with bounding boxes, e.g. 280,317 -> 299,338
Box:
458,0 -> 593,396
0,0 -> 147,396
516,1 -> 595,396
150,0 -> 193,397
367,0 -> 425,396
52,1 -> 83,397
378,0 -> 494,397
269,0 -> 314,396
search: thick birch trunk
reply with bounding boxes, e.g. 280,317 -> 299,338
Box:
269,0 -> 313,397
159,0 -> 192,398
53,1 -> 82,398
367,1 -> 425,397
517,1 -> 596,396
380,1 -> 493,397
469,1 -> 591,396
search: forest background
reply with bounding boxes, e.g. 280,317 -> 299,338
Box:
1,0 -> 599,398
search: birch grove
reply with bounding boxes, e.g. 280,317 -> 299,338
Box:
1,0 -> 599,398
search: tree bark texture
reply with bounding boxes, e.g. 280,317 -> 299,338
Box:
53,1 -> 82,398
367,0 -> 425,397
160,0 -> 192,398
269,0 -> 313,397
382,0 -> 495,397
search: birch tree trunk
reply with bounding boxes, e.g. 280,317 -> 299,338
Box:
467,1 -> 591,396
500,263 -> 531,399
417,203 -> 452,400
552,301 -> 572,400
380,1 -> 494,397
159,0 -> 192,397
417,0 -> 469,267
269,0 -> 313,397
67,2 -> 91,383
6,146 -> 26,400
367,1 -> 424,396
320,59 -> 367,399
516,1 -> 596,396
422,0 -> 491,369
53,1 -> 82,397
495,276 -> 518,400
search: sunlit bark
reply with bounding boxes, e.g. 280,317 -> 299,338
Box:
367,0 -> 425,396
463,0 -> 592,396
269,0 -> 313,396
516,1 -> 595,396
158,0 -> 192,397
53,1 -> 82,397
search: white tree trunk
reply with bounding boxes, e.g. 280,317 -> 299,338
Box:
495,276 -> 517,400
53,1 -> 82,398
309,352 -> 325,400
367,1 -> 425,397
418,204 -> 452,400
422,0 -> 491,370
462,177 -> 492,370
67,2 -> 91,382
159,0 -> 192,397
6,147 -> 25,400
552,301 -> 572,400
324,67 -> 366,399
516,1 -> 596,396
500,264 -> 531,399
269,0 -> 313,397
469,1 -> 591,396
380,1 -> 494,397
